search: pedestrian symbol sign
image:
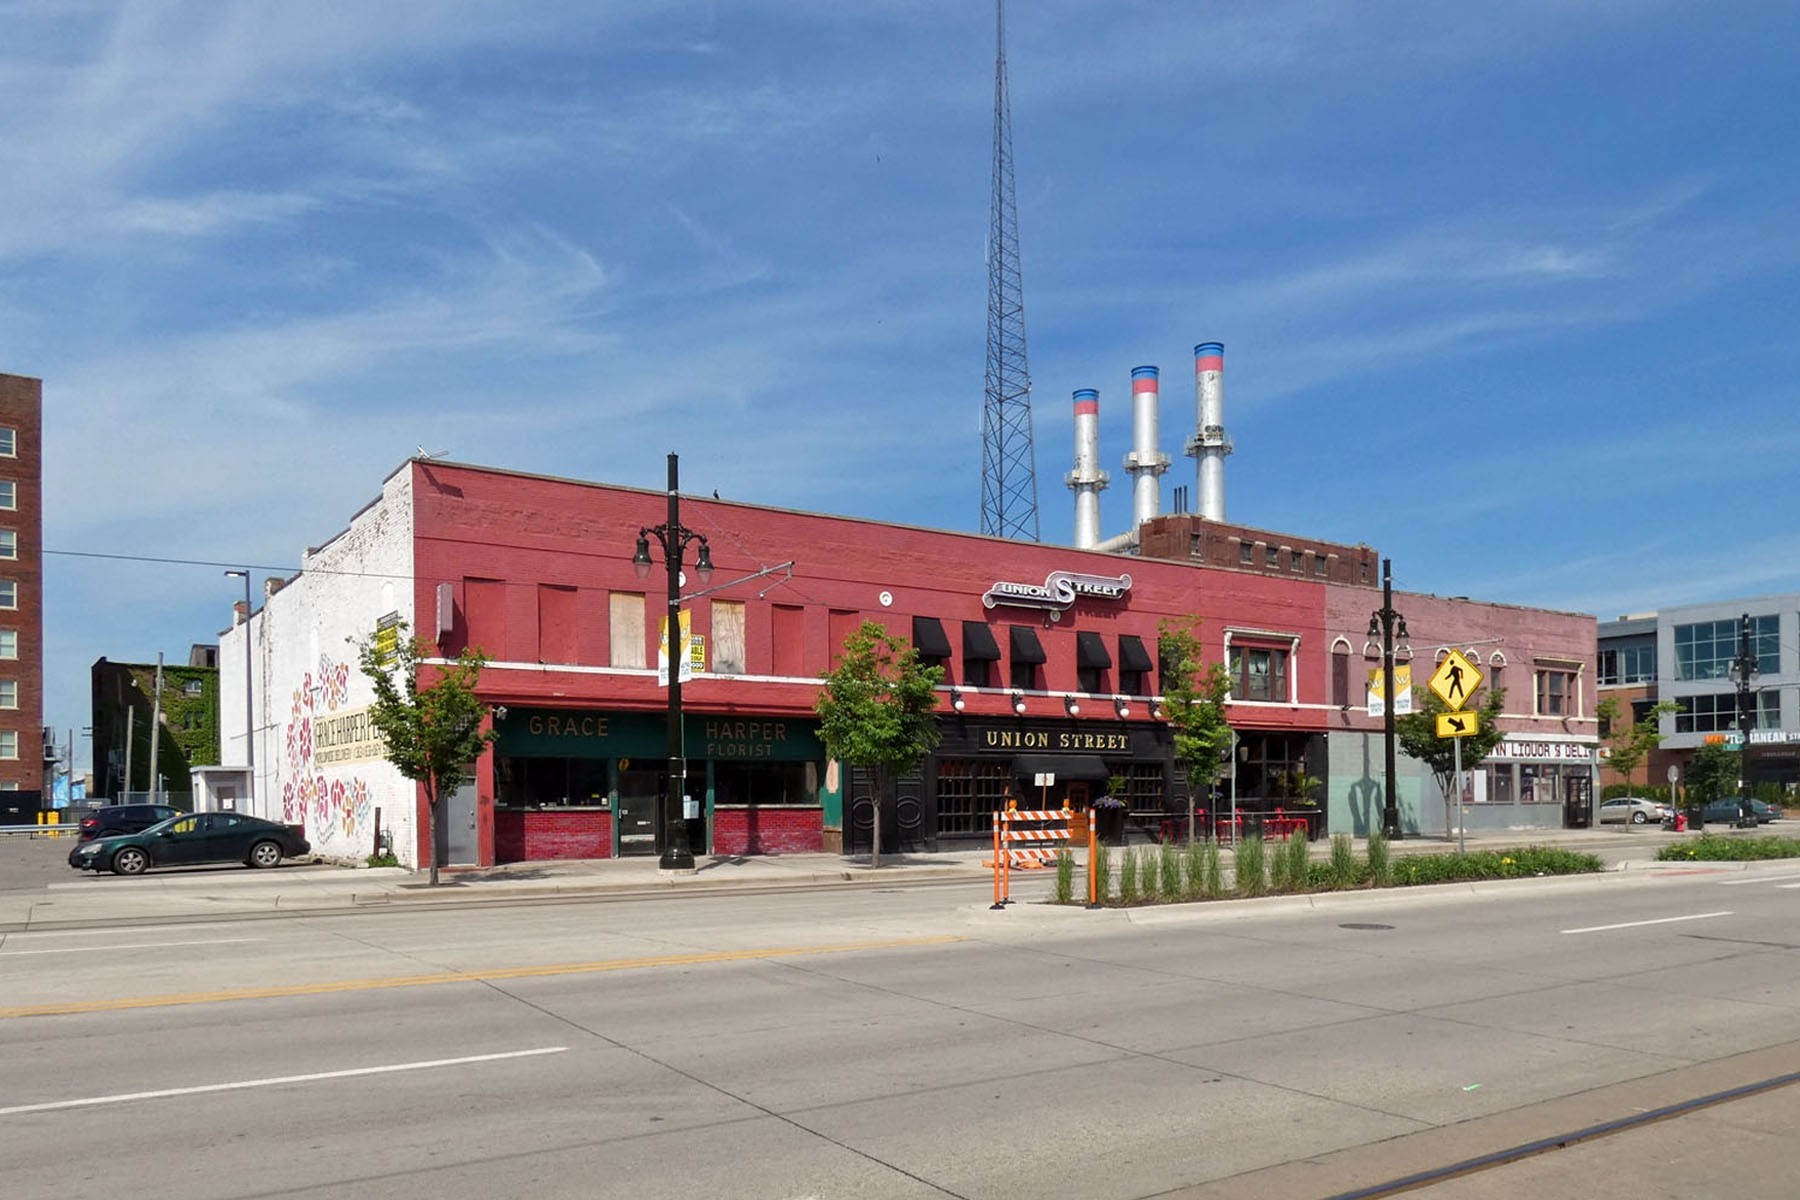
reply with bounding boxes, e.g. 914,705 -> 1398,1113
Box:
1428,648 -> 1483,710
1436,711 -> 1480,739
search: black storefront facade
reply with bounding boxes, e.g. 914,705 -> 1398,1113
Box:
846,715 -> 1179,853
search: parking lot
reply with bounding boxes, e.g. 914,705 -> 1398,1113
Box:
0,828 -> 83,892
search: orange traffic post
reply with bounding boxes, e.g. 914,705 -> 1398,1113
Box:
1085,807 -> 1100,908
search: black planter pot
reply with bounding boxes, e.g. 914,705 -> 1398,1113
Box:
1094,805 -> 1127,846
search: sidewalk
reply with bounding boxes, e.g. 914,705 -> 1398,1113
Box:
0,824 -> 1722,932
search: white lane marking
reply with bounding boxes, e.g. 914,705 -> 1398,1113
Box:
2,922 -> 260,940
1,938 -> 264,956
1776,883 -> 1800,890
1563,911 -> 1733,934
0,1047 -> 568,1117
1719,873 -> 1800,886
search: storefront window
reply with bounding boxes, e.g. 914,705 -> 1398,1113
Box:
1488,763 -> 1514,805
934,758 -> 1013,835
712,761 -> 819,806
496,757 -> 611,808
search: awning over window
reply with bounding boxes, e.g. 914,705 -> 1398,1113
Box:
1076,631 -> 1112,669
963,620 -> 1001,661
911,616 -> 952,659
1118,634 -> 1155,673
1010,754 -> 1113,782
1010,624 -> 1046,665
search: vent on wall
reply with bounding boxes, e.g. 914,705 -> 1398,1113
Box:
436,582 -> 455,636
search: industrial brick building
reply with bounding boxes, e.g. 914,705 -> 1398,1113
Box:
0,373 -> 45,821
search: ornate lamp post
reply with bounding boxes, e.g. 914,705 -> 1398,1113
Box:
1366,557 -> 1409,839
632,452 -> 714,870
1732,612 -> 1758,828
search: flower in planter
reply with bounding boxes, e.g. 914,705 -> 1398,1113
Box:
1092,793 -> 1127,810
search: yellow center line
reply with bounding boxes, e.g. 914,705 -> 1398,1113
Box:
0,934 -> 966,1019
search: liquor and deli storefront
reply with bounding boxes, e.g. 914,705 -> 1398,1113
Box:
846,717 -> 1179,852
491,708 -> 827,861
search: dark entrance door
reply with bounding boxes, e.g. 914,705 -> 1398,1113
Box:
616,767 -> 661,856
1563,774 -> 1593,829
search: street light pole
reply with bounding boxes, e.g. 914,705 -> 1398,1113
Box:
1367,557 -> 1408,839
633,453 -> 714,871
224,570 -> 254,807
1734,611 -> 1757,828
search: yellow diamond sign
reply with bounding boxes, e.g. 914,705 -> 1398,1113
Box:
1428,648 -> 1483,710
1436,711 -> 1480,739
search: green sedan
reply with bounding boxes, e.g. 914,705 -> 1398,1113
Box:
68,812 -> 312,875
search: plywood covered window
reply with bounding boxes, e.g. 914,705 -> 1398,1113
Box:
712,600 -> 746,675
609,593 -> 646,669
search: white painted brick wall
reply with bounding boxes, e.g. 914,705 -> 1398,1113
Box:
221,467 -> 420,866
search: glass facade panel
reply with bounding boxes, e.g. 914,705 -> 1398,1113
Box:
1674,691 -> 1779,734
1675,616 -> 1777,680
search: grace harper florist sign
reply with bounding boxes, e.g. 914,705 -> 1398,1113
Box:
981,570 -> 1132,615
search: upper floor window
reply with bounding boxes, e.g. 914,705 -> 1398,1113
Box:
1229,645 -> 1290,703
0,581 -> 15,610
1598,643 -> 1655,685
712,600 -> 746,675
1675,616 -> 1777,680
1237,541 -> 1252,566
0,427 -> 14,457
0,482 -> 14,511
0,680 -> 15,708
0,730 -> 16,759
0,530 -> 14,561
183,679 -> 204,697
0,630 -> 15,659
608,592 -> 646,669
1534,667 -> 1578,716
1675,692 -> 1778,734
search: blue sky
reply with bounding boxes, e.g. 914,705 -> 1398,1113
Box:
7,2 -> 1799,773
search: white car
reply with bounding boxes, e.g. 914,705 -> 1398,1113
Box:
1599,796 -> 1670,825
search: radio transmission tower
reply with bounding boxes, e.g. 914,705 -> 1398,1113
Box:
980,0 -> 1039,541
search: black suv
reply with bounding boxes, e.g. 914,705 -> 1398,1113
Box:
77,804 -> 182,841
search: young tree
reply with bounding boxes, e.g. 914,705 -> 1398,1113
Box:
1596,697 -> 1681,795
356,620 -> 496,886
1395,686 -> 1508,838
1157,618 -> 1234,833
815,620 -> 944,868
1684,742 -> 1740,808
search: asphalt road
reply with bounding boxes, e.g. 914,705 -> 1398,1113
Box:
4,853 -> 1800,1199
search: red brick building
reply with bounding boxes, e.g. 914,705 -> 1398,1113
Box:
0,374 -> 45,818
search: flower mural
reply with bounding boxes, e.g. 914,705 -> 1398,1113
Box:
282,651 -> 378,849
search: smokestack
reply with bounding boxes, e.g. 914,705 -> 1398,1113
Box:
1066,388 -> 1109,549
1122,365 -> 1169,526
1185,341 -> 1233,521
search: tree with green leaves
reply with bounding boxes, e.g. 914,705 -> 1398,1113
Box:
1395,685 -> 1508,838
1157,618 -> 1234,828
815,620 -> 944,868
356,619 -> 497,886
1684,741 -> 1740,808
1596,697 -> 1681,794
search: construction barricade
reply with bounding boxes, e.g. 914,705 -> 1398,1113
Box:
990,802 -> 1101,908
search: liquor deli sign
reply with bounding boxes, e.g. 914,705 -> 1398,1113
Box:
981,570 -> 1132,615
1496,740 -> 1595,762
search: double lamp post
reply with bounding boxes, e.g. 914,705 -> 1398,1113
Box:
1366,557 -> 1408,840
632,452 -> 713,871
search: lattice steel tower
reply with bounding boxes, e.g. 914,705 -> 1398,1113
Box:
980,0 -> 1040,541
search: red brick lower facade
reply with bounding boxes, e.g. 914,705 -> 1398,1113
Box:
495,809 -> 613,862
711,806 -> 823,855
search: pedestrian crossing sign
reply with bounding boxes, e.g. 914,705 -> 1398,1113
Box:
1428,648 -> 1482,710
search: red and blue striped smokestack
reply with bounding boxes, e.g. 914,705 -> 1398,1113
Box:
1123,365 -> 1169,526
1186,342 -> 1232,521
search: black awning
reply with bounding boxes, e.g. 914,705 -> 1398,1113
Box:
912,616 -> 952,659
1118,634 -> 1155,672
1009,624 -> 1046,665
963,620 -> 1001,661
1011,754 -> 1114,782
1076,631 -> 1112,669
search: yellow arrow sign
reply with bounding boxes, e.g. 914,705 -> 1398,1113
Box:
1436,711 -> 1480,739
1428,648 -> 1483,710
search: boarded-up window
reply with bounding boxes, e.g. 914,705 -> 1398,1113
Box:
828,609 -> 862,670
610,593 -> 646,669
712,600 -> 746,675
464,578 -> 506,659
771,604 -> 805,677
538,585 -> 578,665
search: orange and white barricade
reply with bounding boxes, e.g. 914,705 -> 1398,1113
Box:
990,802 -> 1077,908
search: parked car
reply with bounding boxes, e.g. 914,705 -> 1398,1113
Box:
77,803 -> 183,841
1696,797 -> 1784,825
1599,796 -> 1670,825
68,812 -> 310,875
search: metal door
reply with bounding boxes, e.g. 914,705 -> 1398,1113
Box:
615,768 -> 661,856
445,782 -> 479,865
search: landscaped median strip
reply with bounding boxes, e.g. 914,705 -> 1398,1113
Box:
0,934 -> 966,1020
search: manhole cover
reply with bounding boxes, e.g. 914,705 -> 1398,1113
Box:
1338,922 -> 1394,931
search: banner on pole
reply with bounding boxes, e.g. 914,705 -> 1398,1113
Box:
657,610 -> 693,686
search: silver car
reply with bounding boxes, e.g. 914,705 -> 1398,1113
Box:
1599,796 -> 1670,825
